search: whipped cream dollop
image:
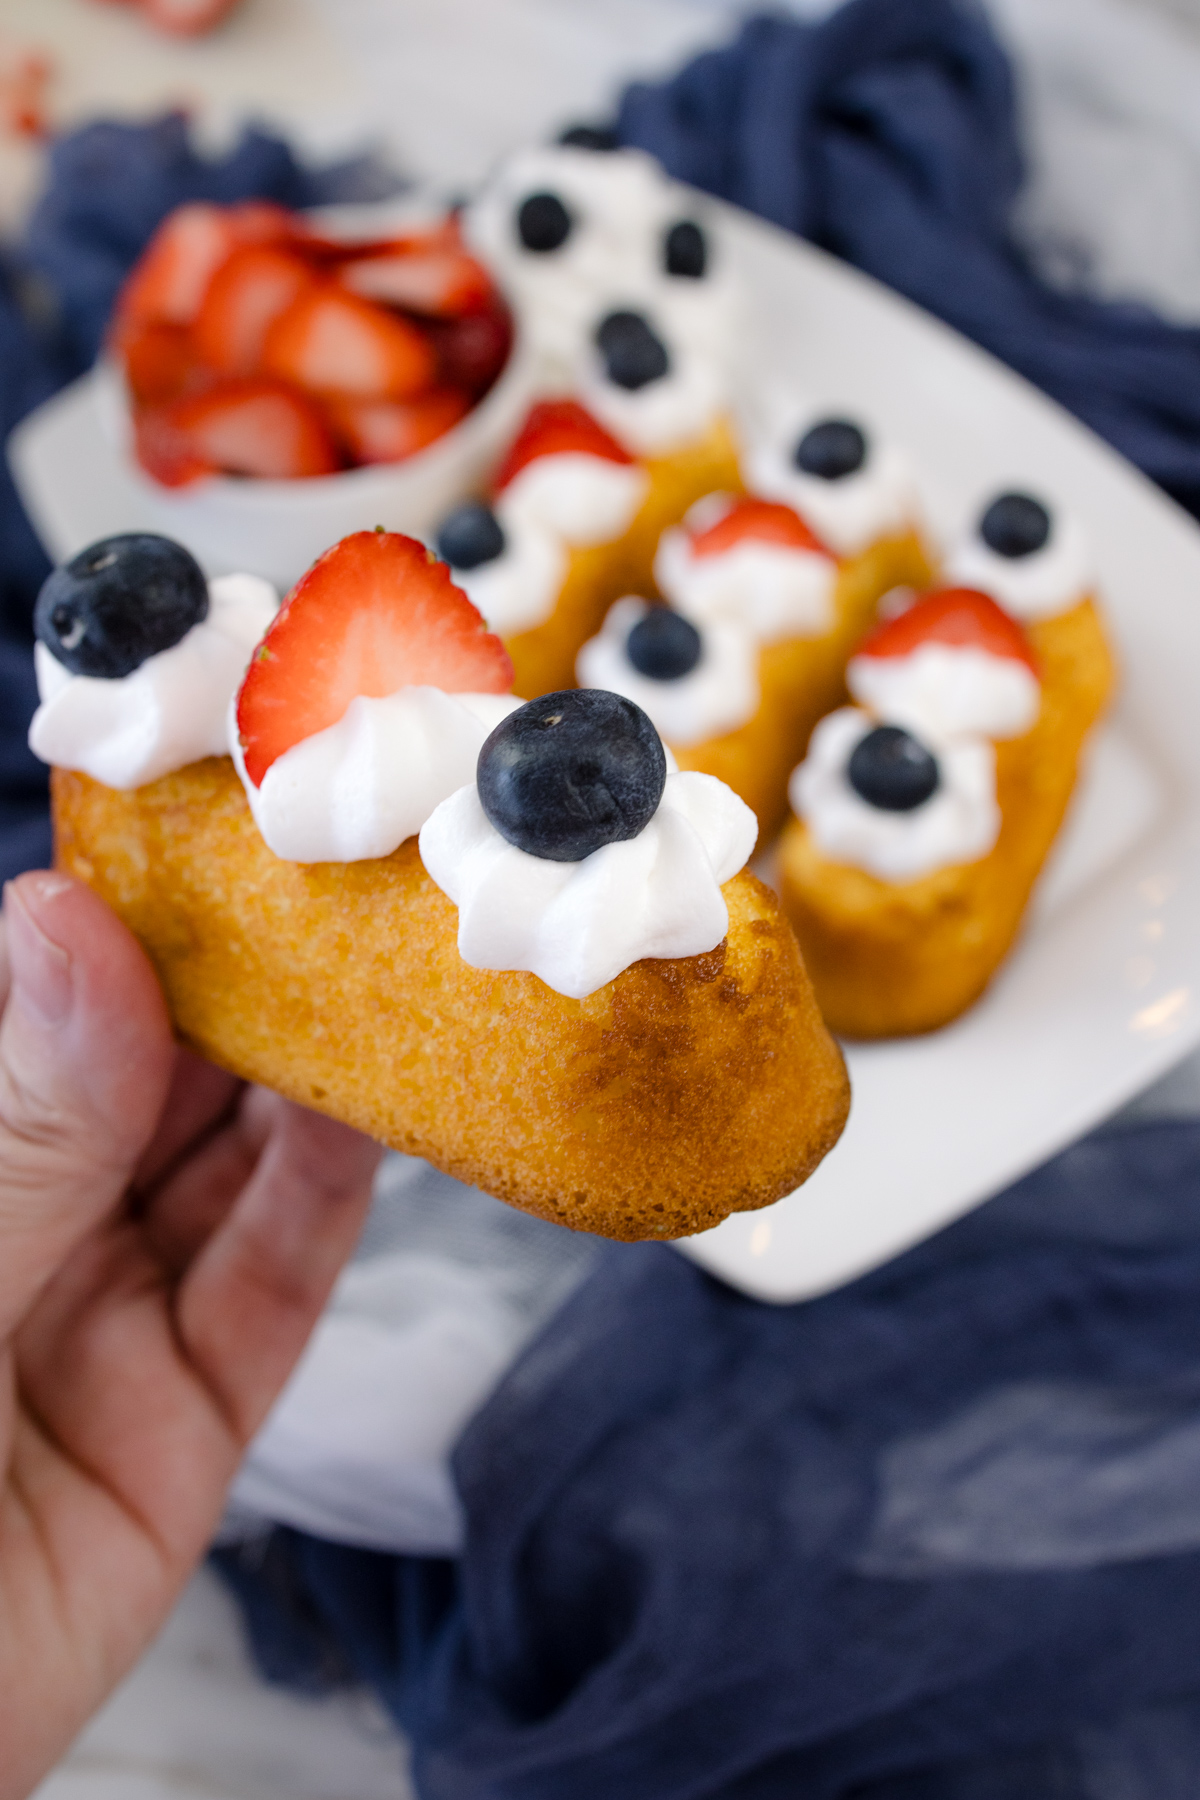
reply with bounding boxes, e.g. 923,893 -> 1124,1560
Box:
655,504 -> 836,643
579,329 -> 727,458
944,512 -> 1092,620
232,689 -> 521,864
448,510 -> 567,638
792,707 -> 1000,882
742,407 -> 920,558
464,144 -> 732,378
847,643 -> 1041,742
499,451 -> 648,546
420,768 -> 756,999
30,572 -> 277,789
577,597 -> 759,748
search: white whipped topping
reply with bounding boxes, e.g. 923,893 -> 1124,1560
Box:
231,689 -> 521,864
792,707 -> 999,882
448,510 -> 567,638
419,768 -> 756,999
499,451 -> 648,546
655,511 -> 836,643
944,511 -> 1092,620
579,327 -> 727,457
29,572 -> 278,790
576,597 -> 758,748
464,145 -> 725,378
848,643 -> 1041,742
742,405 -> 920,557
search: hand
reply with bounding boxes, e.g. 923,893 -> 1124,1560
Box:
0,871 -> 381,1798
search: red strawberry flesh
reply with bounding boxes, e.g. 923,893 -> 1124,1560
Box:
236,531 -> 514,787
689,496 -> 829,559
494,399 -> 633,493
858,587 -> 1037,669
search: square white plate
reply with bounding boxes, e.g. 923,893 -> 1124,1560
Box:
11,196 -> 1200,1306
679,201 -> 1200,1301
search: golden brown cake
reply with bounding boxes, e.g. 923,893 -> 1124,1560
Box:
55,757 -> 850,1240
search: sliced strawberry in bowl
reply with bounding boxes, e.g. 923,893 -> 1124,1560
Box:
236,530 -> 513,785
337,243 -> 492,318
493,398 -> 633,492
115,318 -> 209,405
425,293 -> 513,397
193,243 -> 319,376
114,199 -> 295,332
689,497 -> 830,560
325,389 -> 472,464
135,379 -> 341,487
262,286 -> 438,401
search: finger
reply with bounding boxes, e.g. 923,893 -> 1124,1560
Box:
177,1102 -> 380,1442
0,872 -> 173,1338
131,1049 -> 243,1201
137,1086 -> 275,1277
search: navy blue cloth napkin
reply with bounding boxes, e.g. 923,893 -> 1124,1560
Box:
217,1118 -> 1200,1799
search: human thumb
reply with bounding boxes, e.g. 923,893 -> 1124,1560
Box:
0,871 -> 175,1338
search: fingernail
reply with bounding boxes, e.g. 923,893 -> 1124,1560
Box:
4,876 -> 74,1027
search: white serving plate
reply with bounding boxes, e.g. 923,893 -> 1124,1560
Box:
677,199 -> 1200,1301
10,190 -> 1200,1307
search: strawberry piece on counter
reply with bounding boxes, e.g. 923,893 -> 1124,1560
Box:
137,0 -> 244,36
262,286 -> 438,401
115,200 -> 295,331
193,243 -> 319,376
494,398 -> 633,492
326,389 -> 471,464
236,529 -> 513,785
135,380 -> 340,487
857,587 -> 1038,669
689,497 -> 830,559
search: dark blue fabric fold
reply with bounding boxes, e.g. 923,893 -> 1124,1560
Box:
216,1118 -> 1200,1799
617,0 -> 1200,524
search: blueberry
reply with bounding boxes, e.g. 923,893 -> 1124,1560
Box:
847,725 -> 940,812
436,501 -> 506,571
793,418 -> 868,481
595,310 -> 670,391
664,220 -> 707,279
477,688 -> 666,862
626,607 -> 702,681
35,533 -> 208,680
558,124 -> 619,152
516,191 -> 573,253
979,492 -> 1051,559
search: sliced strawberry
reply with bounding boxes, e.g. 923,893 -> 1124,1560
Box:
116,319 -> 208,405
858,587 -> 1037,668
137,0 -> 243,35
338,245 -> 492,318
325,388 -> 471,464
494,399 -> 633,494
236,530 -> 513,786
134,379 -> 340,487
426,293 -> 512,397
262,286 -> 437,401
689,497 -> 829,560
193,243 -> 319,376
115,199 -> 295,331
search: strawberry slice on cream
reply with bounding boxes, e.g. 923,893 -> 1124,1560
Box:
491,398 -> 648,545
655,494 -> 837,643
848,587 -> 1041,743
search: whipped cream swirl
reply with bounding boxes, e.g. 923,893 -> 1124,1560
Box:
944,511 -> 1092,620
420,768 -> 757,999
232,689 -> 521,864
30,572 -> 277,790
847,644 -> 1040,742
792,707 -> 1000,882
655,507 -> 836,643
579,329 -> 727,458
500,451 -> 648,546
742,408 -> 920,557
448,511 -> 566,638
577,597 -> 758,748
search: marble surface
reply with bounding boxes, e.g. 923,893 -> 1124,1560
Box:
32,1567 -> 414,1800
